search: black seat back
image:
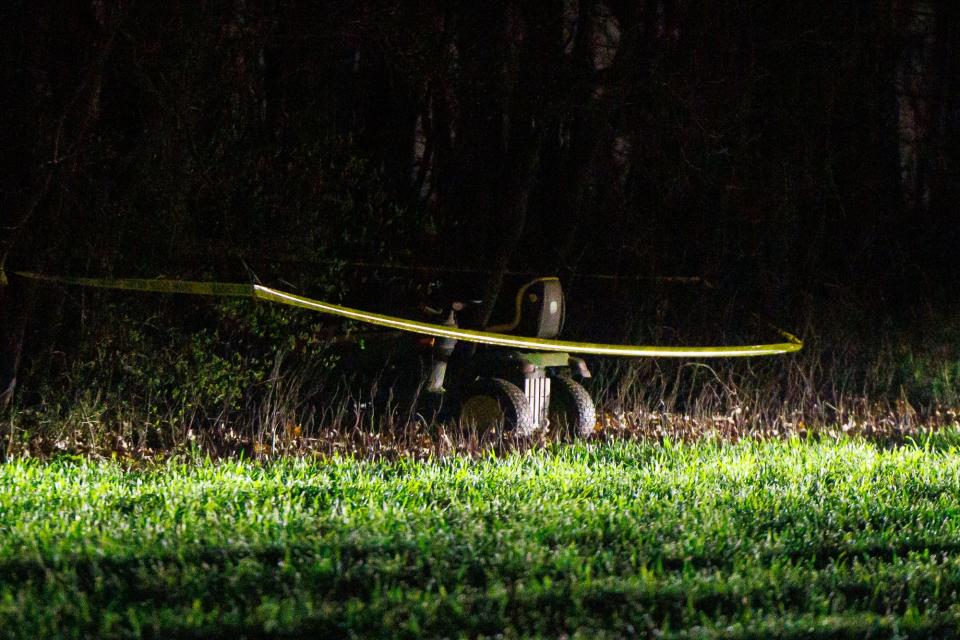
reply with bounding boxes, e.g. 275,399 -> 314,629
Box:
517,278 -> 564,339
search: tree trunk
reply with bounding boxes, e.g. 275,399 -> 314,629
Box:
894,0 -> 940,215
475,129 -> 545,329
473,0 -> 561,328
439,1 -> 510,272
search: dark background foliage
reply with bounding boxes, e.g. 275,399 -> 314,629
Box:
1,0 -> 959,437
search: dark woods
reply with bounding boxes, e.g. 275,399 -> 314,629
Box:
1,0 -> 959,411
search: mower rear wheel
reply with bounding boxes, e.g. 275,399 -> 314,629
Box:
460,378 -> 536,436
549,376 -> 596,438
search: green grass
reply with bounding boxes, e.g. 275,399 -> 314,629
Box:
4,434 -> 960,638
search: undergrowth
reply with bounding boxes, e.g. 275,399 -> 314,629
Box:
5,287 -> 960,460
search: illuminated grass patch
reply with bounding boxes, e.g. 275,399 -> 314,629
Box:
3,434 -> 960,638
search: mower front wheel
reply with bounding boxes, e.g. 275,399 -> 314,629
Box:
459,377 -> 536,436
549,375 -> 597,439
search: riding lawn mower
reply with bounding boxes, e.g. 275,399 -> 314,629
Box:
410,277 -> 597,438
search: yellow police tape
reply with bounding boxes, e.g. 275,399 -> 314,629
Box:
14,271 -> 802,358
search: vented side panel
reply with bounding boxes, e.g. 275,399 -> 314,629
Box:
524,377 -> 551,431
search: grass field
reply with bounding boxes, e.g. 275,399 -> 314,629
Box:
4,433 -> 960,638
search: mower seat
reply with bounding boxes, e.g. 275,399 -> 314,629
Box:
487,277 -> 565,339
